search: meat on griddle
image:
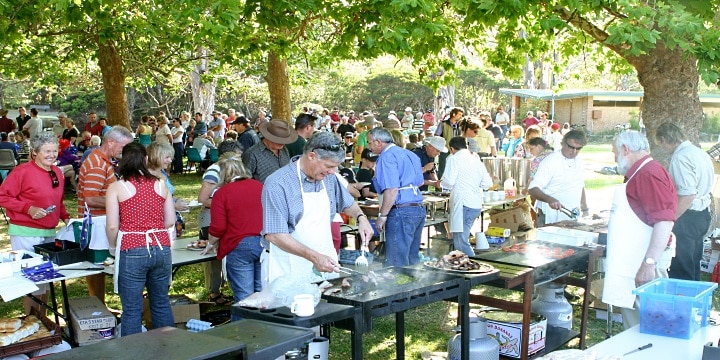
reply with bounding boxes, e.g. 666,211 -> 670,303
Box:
501,243 -> 575,259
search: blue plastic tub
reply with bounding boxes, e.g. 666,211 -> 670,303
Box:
632,278 -> 717,339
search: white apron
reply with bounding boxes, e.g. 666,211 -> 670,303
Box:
603,158 -> 673,308
112,181 -> 170,293
266,162 -> 338,284
448,189 -> 464,233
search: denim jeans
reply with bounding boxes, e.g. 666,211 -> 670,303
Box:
225,235 -> 263,321
452,206 -> 481,256
384,205 -> 426,267
118,246 -> 173,336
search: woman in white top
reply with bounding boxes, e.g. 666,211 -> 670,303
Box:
154,117 -> 172,144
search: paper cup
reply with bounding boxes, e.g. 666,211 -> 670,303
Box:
475,232 -> 489,250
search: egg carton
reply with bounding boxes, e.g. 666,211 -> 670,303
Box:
185,318 -> 214,332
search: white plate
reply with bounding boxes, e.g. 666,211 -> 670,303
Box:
186,246 -> 206,251
187,200 -> 202,208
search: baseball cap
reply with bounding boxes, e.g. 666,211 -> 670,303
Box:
344,132 -> 354,138
361,148 -> 379,161
426,136 -> 448,153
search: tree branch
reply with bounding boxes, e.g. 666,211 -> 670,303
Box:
552,6 -> 634,61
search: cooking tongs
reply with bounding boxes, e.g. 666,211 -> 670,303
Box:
560,206 -> 581,219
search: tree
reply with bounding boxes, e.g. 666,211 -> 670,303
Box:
454,1 -> 720,149
0,0 -> 209,128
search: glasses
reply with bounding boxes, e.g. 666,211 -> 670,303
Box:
48,170 -> 59,188
565,143 -> 583,151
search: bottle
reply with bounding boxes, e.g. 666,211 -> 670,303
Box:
531,283 -> 573,330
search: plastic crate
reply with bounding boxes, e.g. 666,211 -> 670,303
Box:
633,278 -> 717,339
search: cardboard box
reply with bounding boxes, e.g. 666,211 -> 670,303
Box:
34,240 -> 88,266
0,250 -> 43,278
489,206 -> 533,232
484,311 -> 547,358
68,296 -> 116,346
143,295 -> 208,329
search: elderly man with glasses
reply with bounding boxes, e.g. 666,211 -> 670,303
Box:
262,131 -> 374,284
528,129 -> 589,226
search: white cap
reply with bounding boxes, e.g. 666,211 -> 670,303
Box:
426,136 -> 448,153
405,107 -> 412,112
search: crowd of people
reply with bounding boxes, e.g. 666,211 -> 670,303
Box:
0,103 -> 714,341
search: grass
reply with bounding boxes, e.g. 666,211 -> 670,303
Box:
1,148 -> 719,359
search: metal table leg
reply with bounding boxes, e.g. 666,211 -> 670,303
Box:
396,311 -> 405,360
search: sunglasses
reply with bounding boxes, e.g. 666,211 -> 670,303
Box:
565,143 -> 583,151
48,170 -> 59,188
313,143 -> 343,152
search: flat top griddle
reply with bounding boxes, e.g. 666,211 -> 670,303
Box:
472,240 -> 591,269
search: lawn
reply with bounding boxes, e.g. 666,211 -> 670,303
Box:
0,144 -> 718,359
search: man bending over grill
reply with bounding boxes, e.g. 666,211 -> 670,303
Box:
262,131 -> 374,284
367,127 -> 426,267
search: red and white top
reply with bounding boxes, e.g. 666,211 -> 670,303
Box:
118,178 -> 170,251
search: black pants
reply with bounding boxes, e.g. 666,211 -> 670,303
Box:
669,208 -> 710,281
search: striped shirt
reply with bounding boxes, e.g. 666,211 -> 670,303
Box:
78,149 -> 118,215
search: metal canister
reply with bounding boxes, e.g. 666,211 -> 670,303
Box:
285,349 -> 307,359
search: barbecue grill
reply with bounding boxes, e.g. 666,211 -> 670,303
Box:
472,241 -> 591,285
321,266 -> 466,359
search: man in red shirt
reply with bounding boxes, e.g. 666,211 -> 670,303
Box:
0,109 -> 16,134
84,112 -> 103,136
603,130 -> 677,330
521,111 -> 539,129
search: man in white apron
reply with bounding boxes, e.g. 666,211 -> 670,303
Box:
262,131 -> 374,285
439,137 -> 493,256
528,130 -> 589,226
656,122 -> 714,281
603,131 -> 677,329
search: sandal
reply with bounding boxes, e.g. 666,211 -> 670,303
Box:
209,293 -> 231,306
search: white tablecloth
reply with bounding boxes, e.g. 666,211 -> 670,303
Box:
55,216 -> 109,250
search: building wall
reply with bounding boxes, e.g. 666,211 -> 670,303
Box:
550,97 -> 591,130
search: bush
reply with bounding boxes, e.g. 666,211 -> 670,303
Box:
702,113 -> 720,134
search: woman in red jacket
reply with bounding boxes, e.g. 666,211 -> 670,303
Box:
0,133 -> 70,314
201,154 -> 263,320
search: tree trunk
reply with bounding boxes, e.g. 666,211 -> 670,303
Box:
190,59 -> 217,123
96,40 -> 130,129
266,51 -> 292,124
633,45 -> 702,162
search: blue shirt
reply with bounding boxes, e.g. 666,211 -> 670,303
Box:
262,156 -> 354,235
373,144 -> 424,205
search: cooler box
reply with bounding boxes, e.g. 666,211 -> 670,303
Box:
633,278 -> 717,339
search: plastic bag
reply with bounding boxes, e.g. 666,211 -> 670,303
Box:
237,274 -> 321,309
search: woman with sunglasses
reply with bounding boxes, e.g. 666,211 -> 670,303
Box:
0,133 -> 70,314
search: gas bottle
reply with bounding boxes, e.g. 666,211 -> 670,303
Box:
504,178 -> 517,198
447,315 -> 499,360
531,283 -> 573,329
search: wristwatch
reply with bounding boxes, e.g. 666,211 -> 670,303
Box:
644,257 -> 656,265
356,213 -> 367,222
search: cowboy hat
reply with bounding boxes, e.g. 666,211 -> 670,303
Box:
259,120 -> 298,144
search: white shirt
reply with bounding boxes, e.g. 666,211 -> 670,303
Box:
528,151 -> 585,221
440,149 -> 493,209
23,116 -> 42,139
171,126 -> 185,144
208,117 -> 226,139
